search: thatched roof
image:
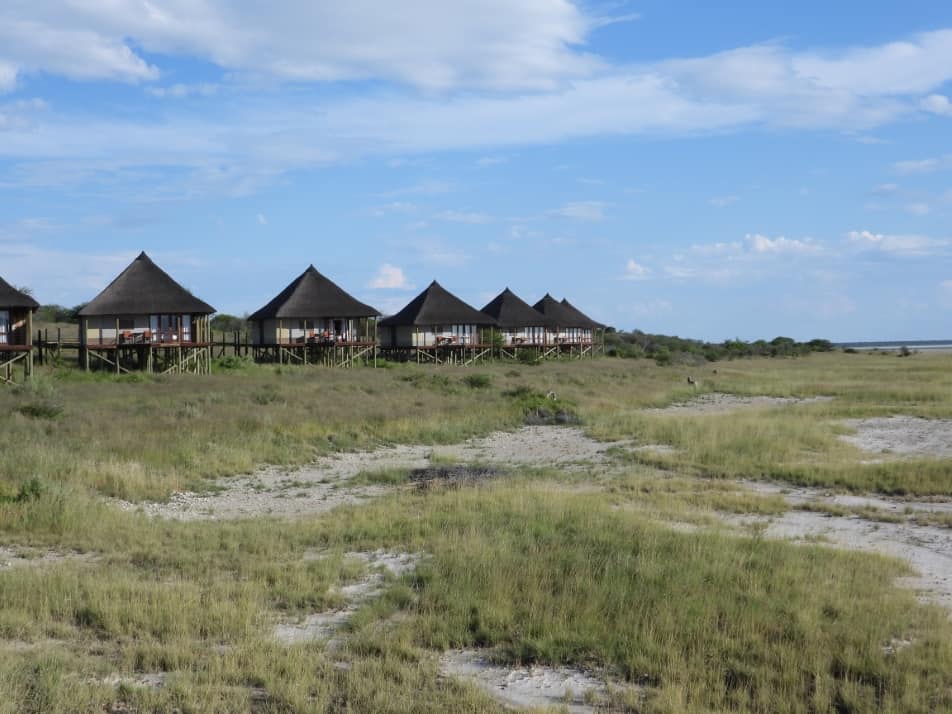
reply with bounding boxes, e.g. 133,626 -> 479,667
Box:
0,276 -> 38,310
78,252 -> 214,317
379,281 -> 497,327
249,265 -> 378,321
560,298 -> 604,329
481,288 -> 549,328
532,293 -> 584,327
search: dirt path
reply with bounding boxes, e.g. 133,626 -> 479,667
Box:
642,393 -> 833,416
116,426 -> 628,521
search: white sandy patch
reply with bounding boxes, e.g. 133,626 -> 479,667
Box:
839,416 -> 952,459
0,546 -> 97,571
644,393 -> 833,416
440,649 -> 623,713
730,480 -> 952,612
115,427 -> 627,521
274,550 -> 422,646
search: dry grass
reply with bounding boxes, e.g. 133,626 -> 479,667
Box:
0,352 -> 951,712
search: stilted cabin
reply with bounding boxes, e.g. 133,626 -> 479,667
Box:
379,281 -> 498,364
0,277 -> 38,383
532,293 -> 599,358
248,265 -> 379,367
560,298 -> 605,355
78,252 -> 215,374
480,288 -> 549,358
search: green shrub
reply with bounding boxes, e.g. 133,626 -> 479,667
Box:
462,373 -> 492,389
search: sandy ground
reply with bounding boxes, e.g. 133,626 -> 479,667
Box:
440,649 -> 620,713
115,426 -> 628,521
643,393 -> 833,416
735,480 -> 952,611
839,415 -> 952,459
273,550 -> 422,646
0,546 -> 96,571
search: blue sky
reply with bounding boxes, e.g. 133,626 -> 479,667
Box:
1,1 -> 951,341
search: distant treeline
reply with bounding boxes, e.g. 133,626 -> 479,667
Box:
604,329 -> 834,364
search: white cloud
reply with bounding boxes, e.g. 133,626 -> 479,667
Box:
552,201 -> 608,221
369,263 -> 411,289
871,183 -> 900,195
709,195 -> 738,208
847,229 -> 949,256
621,259 -> 650,280
921,93 -> 952,116
894,155 -> 952,174
256,212 -> 267,225
906,202 -> 930,216
0,1 -> 598,92
148,82 -> 219,99
475,155 -> 507,167
745,233 -> 821,255
370,201 -> 419,216
3,24 -> 952,195
433,210 -> 491,224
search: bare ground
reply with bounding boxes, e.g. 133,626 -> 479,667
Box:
273,550 -> 423,646
0,546 -> 97,571
115,426 -> 629,521
642,393 -> 833,416
439,649 -> 625,713
839,415 -> 952,459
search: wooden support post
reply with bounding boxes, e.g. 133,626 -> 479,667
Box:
26,309 -> 33,378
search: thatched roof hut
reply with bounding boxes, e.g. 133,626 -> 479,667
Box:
379,281 -> 496,348
0,276 -> 37,348
80,252 -> 214,318
250,265 -> 377,322
559,298 -> 605,329
0,277 -> 38,312
532,293 -> 580,328
78,252 -> 214,347
480,288 -> 548,345
249,265 -> 378,346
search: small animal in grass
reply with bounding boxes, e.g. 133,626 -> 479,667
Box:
687,376 -> 697,388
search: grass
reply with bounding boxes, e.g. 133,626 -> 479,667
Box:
0,352 -> 950,711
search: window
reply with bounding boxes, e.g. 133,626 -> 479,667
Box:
0,310 -> 8,344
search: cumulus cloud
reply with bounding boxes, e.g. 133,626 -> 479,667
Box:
745,233 -> 821,255
921,94 -> 952,116
621,259 -> 650,280
369,263 -> 411,289
894,155 -> 952,174
0,0 -> 599,92
847,229 -> 949,256
552,201 -> 608,221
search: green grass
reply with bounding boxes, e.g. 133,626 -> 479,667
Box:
0,352 -> 951,711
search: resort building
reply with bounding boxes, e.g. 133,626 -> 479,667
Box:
78,252 -> 215,374
379,281 -> 497,364
0,277 -> 38,382
480,288 -> 550,357
248,265 -> 379,367
532,293 -> 601,358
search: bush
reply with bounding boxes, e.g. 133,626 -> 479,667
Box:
462,373 -> 492,389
